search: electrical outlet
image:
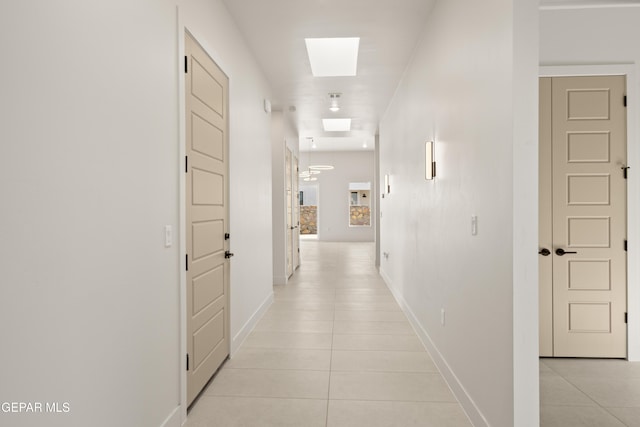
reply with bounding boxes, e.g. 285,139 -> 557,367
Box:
441,308 -> 445,326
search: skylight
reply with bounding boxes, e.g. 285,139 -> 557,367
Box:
305,37 -> 360,77
322,118 -> 351,132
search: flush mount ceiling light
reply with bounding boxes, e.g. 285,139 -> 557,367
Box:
329,93 -> 341,112
323,118 -> 351,132
305,37 -> 360,77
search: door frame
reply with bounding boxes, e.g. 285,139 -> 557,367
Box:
293,154 -> 300,269
285,147 -> 293,278
540,64 -> 640,361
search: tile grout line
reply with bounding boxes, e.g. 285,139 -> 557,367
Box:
325,286 -> 336,427
600,407 -> 632,427
557,373 -> 613,410
541,360 -> 633,426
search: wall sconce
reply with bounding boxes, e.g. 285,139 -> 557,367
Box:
384,174 -> 390,194
425,141 -> 436,180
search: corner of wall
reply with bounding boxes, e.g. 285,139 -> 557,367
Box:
230,291 -> 273,356
159,406 -> 181,427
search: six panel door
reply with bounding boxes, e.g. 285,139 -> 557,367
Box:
185,32 -> 230,404
540,75 -> 627,358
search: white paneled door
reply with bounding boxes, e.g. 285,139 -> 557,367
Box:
540,76 -> 627,358
285,147 -> 293,278
185,33 -> 230,405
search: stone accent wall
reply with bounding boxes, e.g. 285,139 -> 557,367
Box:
350,206 -> 371,226
300,205 -> 317,234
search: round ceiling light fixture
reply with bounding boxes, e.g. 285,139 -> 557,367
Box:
300,169 -> 321,178
308,165 -> 335,171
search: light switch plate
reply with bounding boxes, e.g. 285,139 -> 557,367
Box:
165,225 -> 172,247
471,215 -> 478,236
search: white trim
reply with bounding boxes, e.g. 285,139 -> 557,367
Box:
177,7 -> 187,425
540,64 -> 640,361
231,292 -> 273,356
159,406 -> 181,427
540,4 -> 640,11
379,269 -> 486,427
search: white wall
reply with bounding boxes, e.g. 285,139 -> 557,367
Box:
540,6 -> 640,65
0,1 -> 180,426
300,151 -> 375,242
378,0 -> 538,425
271,111 -> 299,285
0,1 -> 275,426
540,5 -> 640,361
300,185 -> 318,205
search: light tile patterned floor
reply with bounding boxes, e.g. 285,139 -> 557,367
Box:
186,241 -> 471,427
185,241 -> 640,426
540,358 -> 640,427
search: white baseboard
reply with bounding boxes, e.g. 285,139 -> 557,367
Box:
273,274 -> 288,286
379,268 -> 488,427
230,292 -> 273,356
160,406 -> 181,427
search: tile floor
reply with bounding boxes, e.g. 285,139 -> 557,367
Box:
185,240 -> 640,426
540,358 -> 640,427
185,241 -> 471,427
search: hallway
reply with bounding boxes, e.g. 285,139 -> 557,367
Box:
185,241 -> 471,426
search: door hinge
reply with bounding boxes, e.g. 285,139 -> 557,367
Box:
185,56 -> 188,73
186,354 -> 190,371
185,156 -> 188,173
186,254 -> 189,271
225,233 -> 230,240
625,312 -> 628,324
624,95 -> 627,107
624,240 -> 628,251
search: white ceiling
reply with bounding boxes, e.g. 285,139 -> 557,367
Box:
223,0 -> 640,151
222,0 -> 437,151
299,136 -> 375,152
